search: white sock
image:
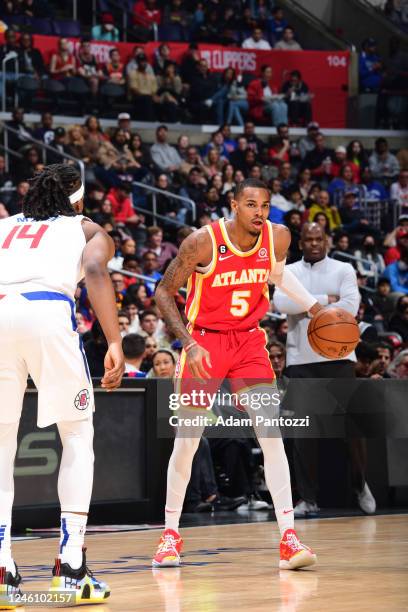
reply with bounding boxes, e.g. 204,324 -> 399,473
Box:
165,437 -> 201,533
256,436 -> 295,537
59,513 -> 87,569
0,518 -> 15,574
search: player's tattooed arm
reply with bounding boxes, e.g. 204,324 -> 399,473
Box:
155,228 -> 212,347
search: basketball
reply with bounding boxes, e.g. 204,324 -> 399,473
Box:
307,307 -> 360,359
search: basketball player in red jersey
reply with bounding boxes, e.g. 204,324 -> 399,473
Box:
152,179 -> 322,570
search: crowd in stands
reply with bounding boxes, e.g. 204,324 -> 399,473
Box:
1,109 -> 408,390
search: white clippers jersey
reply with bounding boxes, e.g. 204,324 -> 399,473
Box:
0,214 -> 86,300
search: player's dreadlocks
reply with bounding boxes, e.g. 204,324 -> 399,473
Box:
23,164 -> 81,221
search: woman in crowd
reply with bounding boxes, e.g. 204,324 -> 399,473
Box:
297,167 -> 314,202
203,148 -> 226,179
148,349 -> 176,378
221,163 -> 236,194
312,211 -> 334,250
347,139 -> 369,177
354,234 -> 385,287
82,115 -> 108,163
155,62 -> 183,123
66,124 -> 87,161
226,73 -> 249,127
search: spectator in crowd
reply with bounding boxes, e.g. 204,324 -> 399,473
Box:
331,147 -> 359,181
141,251 -> 162,294
66,125 -> 87,161
132,0 -> 162,33
226,74 -> 249,126
122,333 -> 146,376
33,112 -> 55,145
374,342 -> 393,377
284,209 -> 303,262
331,232 -> 353,263
127,52 -> 158,121
346,140 -> 369,175
83,320 -> 108,377
155,62 -> 183,123
104,48 -> 125,85
18,32 -> 46,79
281,70 -> 312,125
339,191 -> 377,236
49,38 -> 77,82
328,165 -> 360,203
361,167 -> 388,201
302,132 -> 334,182
82,115 -> 108,163
189,58 -> 218,123
383,249 -> 408,294
118,309 -> 130,336
107,182 -> 140,232
390,169 -> 408,208
0,29 -> 19,92
14,146 -> 42,183
242,25 -> 272,50
267,340 -> 286,378
372,277 -> 394,322
247,65 -> 288,126
268,178 -> 291,223
77,39 -> 104,96
359,37 -> 383,92
149,349 -> 176,378
369,137 -> 400,182
46,127 -> 71,164
91,12 -> 120,42
384,225 -> 408,265
354,234 -> 386,286
0,154 -> 13,193
275,26 -> 302,50
153,43 -> 171,75
139,309 -> 159,339
387,348 -> 408,378
244,121 -> 265,155
150,124 -> 182,173
6,180 -> 29,215
5,108 -> 32,152
268,6 -> 288,41
308,189 -> 341,231
298,121 -> 320,159
140,226 -> 178,271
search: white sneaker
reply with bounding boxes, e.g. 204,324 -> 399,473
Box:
237,495 -> 269,511
293,500 -> 320,518
357,482 -> 376,515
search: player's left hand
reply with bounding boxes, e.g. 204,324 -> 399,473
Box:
102,341 -> 125,391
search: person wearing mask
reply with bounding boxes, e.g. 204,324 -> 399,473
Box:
273,222 -> 376,517
91,13 -> 120,42
354,235 -> 385,287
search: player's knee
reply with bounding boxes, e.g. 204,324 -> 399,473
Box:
58,419 -> 94,463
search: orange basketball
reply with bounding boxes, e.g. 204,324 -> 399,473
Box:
307,307 -> 360,359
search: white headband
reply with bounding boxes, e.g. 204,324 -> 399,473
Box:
69,183 -> 84,204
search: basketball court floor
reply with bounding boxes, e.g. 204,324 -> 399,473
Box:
11,513 -> 408,611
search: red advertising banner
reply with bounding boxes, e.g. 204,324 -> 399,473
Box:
0,33 -> 350,127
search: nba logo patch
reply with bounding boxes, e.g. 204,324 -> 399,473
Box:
74,389 -> 90,410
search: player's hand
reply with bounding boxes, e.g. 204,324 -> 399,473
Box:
102,341 -> 125,391
328,295 -> 339,304
186,344 -> 212,380
309,302 -> 324,316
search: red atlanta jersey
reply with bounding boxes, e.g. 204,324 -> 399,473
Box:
185,218 -> 276,331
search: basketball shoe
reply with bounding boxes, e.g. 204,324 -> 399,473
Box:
49,549 -> 110,605
152,529 -> 183,567
0,566 -> 22,610
279,529 -> 317,570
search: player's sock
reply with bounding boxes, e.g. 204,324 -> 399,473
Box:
0,518 -> 15,574
0,422 -> 19,575
59,512 -> 87,569
165,436 -> 201,532
256,437 -> 295,536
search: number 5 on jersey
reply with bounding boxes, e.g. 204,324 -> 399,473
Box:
2,224 -> 49,249
230,290 -> 251,317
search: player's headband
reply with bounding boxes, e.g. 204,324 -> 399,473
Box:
69,183 -> 84,204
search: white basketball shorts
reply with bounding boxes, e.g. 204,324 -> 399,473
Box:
0,291 -> 94,428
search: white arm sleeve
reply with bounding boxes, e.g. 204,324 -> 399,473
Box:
270,265 -> 317,313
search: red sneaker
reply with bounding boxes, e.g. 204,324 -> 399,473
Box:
279,529 -> 317,570
152,529 -> 183,567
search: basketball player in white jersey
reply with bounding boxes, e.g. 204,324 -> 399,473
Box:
0,164 -> 124,606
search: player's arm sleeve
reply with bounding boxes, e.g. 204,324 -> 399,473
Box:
270,265 -> 318,314
332,264 -> 360,316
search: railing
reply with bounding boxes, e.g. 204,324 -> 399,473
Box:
331,250 -> 379,288
1,52 -> 19,113
132,181 -> 197,224
1,123 -> 85,184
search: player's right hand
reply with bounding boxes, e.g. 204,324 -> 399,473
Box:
102,341 -> 125,391
186,344 -> 212,380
